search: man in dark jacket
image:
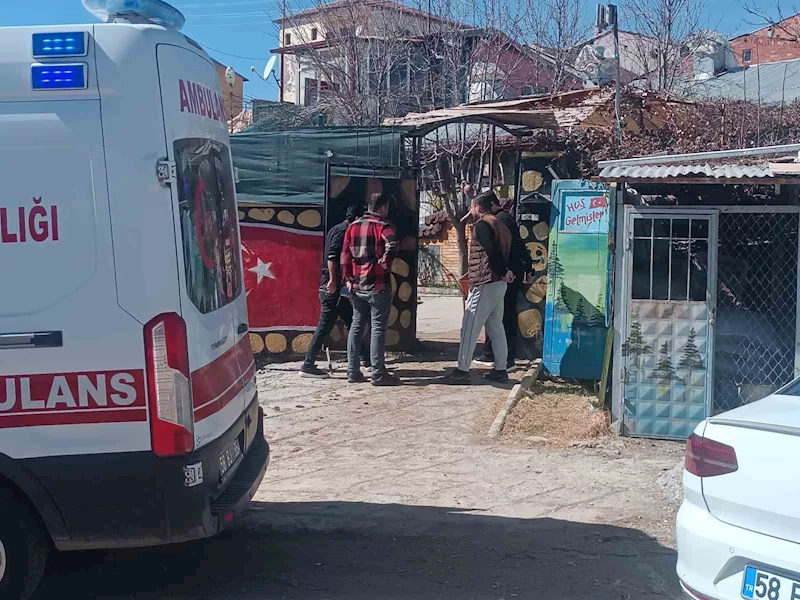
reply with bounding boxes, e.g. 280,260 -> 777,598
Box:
300,204 -> 368,378
474,195 -> 533,370
444,191 -> 513,384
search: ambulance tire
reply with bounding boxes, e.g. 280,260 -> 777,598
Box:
0,489 -> 49,600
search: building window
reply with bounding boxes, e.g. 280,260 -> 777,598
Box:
284,32 -> 291,45
311,27 -> 318,41
743,49 -> 752,62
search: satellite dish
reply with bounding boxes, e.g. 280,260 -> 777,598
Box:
81,0 -> 185,30
225,66 -> 236,87
264,56 -> 278,82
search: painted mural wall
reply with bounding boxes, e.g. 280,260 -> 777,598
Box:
239,175 -> 419,358
516,206 -> 551,359
543,181 -> 611,380
238,204 -> 325,356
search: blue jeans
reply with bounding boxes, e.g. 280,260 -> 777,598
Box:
303,291 -> 369,369
349,290 -> 392,380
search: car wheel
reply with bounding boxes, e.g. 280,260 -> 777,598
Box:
0,489 -> 49,600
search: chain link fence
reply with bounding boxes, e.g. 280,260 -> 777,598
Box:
713,211 -> 799,413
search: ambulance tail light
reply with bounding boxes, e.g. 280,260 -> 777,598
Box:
144,313 -> 194,457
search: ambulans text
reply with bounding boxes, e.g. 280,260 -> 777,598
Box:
178,79 -> 226,124
0,370 -> 147,427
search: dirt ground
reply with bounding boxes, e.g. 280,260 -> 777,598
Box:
36,340 -> 686,600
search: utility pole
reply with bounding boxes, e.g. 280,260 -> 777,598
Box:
608,3 -> 622,135
279,0 -> 286,102
225,66 -> 236,133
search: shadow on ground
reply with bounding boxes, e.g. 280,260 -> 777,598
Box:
36,501 -> 679,599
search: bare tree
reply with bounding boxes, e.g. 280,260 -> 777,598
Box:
623,0 -> 708,91
738,1 -> 800,40
520,0 -> 589,94
276,0 -> 546,121
277,0 -> 434,124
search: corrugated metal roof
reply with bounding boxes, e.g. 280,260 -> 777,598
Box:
599,163 -> 776,180
685,59 -> 800,104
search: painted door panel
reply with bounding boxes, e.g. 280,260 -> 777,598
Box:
621,211 -> 717,439
543,180 -> 611,379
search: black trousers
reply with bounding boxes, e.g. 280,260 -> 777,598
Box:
304,291 -> 368,368
481,277 -> 522,366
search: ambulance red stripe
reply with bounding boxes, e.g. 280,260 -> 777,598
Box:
0,408 -> 147,428
193,360 -> 255,422
190,335 -> 252,408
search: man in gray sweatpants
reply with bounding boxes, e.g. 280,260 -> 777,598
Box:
444,191 -> 513,384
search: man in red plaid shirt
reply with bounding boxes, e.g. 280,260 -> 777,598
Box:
341,192 -> 401,386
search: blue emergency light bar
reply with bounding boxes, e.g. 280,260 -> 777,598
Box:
31,64 -> 88,91
32,32 -> 88,59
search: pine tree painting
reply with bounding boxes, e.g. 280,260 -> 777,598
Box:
557,281 -> 569,312
652,342 -> 681,382
589,291 -> 606,328
678,328 -> 705,376
621,320 -> 653,367
548,240 -> 564,283
574,297 -> 587,324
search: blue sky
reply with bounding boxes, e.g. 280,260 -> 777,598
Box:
0,0 -> 775,103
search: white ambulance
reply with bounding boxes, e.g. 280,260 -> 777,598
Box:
0,2 -> 269,598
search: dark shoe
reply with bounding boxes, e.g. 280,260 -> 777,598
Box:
372,374 -> 402,387
299,365 -> 329,379
348,372 -> 366,384
442,368 -> 471,384
483,369 -> 509,383
472,354 -> 495,367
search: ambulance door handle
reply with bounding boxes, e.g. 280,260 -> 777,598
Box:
0,331 -> 63,349
237,323 -> 248,335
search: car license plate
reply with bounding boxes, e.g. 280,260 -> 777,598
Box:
218,436 -> 243,483
742,566 -> 800,599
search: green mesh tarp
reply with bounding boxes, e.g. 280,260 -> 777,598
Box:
231,128 -> 407,206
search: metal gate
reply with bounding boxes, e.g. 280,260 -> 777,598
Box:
616,206 -> 800,439
620,210 -> 718,439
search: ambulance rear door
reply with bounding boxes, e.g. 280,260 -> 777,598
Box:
156,44 -> 254,453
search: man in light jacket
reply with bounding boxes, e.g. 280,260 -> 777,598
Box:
445,191 -> 513,384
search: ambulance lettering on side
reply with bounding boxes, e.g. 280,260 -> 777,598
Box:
0,371 -> 146,428
0,197 -> 59,244
178,79 -> 226,124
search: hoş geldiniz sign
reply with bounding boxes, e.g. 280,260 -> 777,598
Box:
560,193 -> 609,233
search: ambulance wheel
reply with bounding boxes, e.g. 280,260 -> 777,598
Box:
0,489 -> 49,600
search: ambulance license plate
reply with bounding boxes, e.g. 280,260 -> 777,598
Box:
742,566 -> 800,599
219,436 -> 243,483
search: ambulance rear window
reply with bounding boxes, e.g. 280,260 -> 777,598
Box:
174,138 -> 243,314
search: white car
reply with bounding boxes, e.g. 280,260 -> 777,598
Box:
676,382 -> 800,600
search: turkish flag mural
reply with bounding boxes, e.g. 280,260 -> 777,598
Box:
240,223 -> 323,331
